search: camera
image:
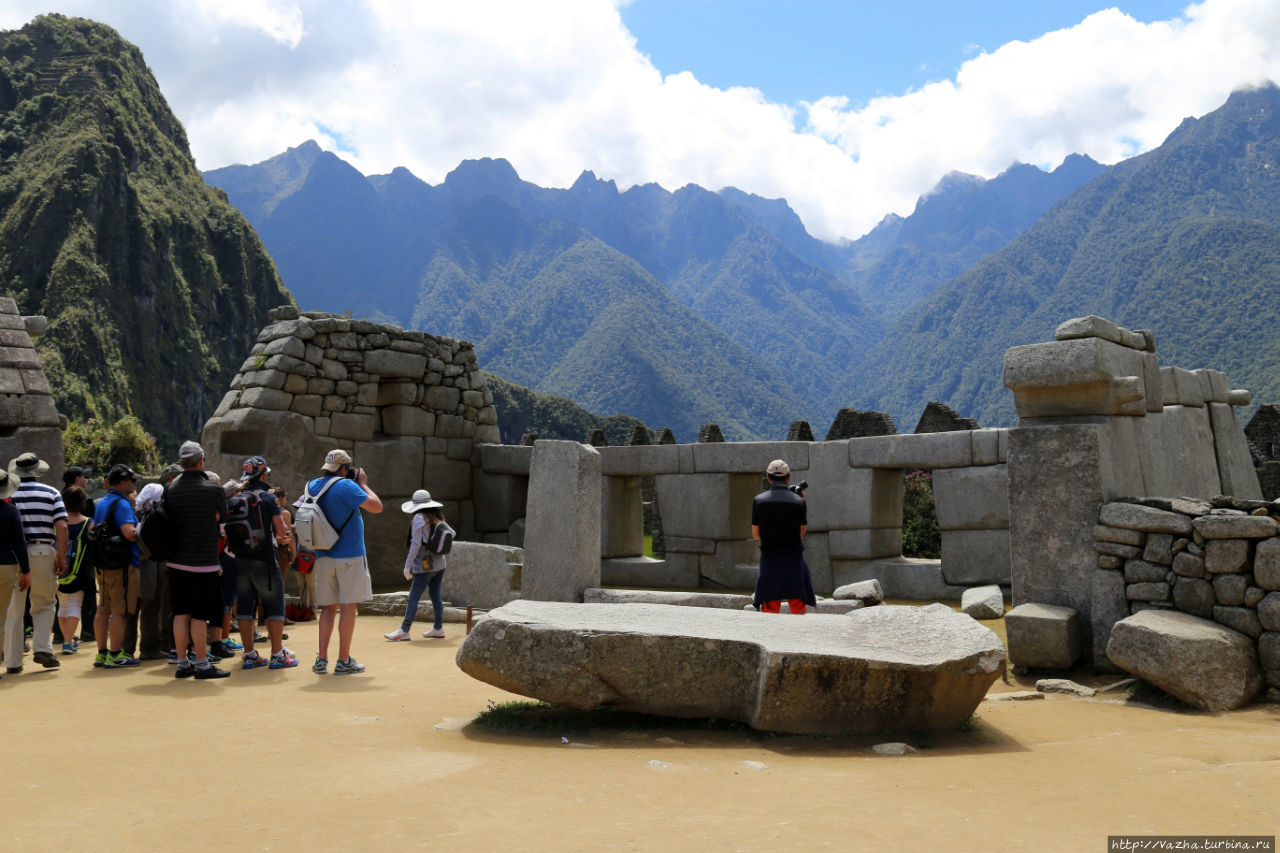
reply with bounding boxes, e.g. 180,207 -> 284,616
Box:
345,466 -> 362,481
788,480 -> 808,497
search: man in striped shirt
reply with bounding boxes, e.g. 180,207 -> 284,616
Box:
4,452 -> 68,673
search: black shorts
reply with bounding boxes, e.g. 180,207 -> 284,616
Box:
168,569 -> 223,623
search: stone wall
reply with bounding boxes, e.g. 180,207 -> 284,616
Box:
1003,315 -> 1260,664
0,298 -> 63,477
201,307 -> 500,580
1095,498 -> 1280,702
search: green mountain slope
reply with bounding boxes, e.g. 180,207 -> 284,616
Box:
0,15 -> 290,451
850,84 -> 1280,428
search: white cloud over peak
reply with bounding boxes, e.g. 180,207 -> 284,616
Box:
1,0 -> 1279,242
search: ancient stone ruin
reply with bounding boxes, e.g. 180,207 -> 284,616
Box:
0,297 -> 62,474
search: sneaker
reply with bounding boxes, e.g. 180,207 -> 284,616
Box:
33,650 -> 61,668
194,665 -> 230,680
384,628 -> 412,641
269,652 -> 298,669
242,650 -> 270,670
222,637 -> 243,651
209,641 -> 235,660
334,657 -> 365,675
92,651 -> 109,668
165,649 -> 181,665
312,657 -> 328,674
5,665 -> 21,674
423,627 -> 446,639
253,633 -> 268,644
61,642 -> 79,655
105,651 -> 140,668
174,663 -> 195,679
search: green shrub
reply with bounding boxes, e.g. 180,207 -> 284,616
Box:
63,414 -> 160,477
902,469 -> 941,558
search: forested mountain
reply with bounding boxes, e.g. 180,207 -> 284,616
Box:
0,15 -> 291,451
850,84 -> 1280,428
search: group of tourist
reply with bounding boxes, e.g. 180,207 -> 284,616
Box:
0,440 -> 461,681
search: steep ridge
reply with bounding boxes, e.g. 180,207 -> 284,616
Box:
850,84 -> 1280,428
0,15 -> 290,451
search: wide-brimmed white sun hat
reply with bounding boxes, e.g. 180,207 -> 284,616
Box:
400,489 -> 444,513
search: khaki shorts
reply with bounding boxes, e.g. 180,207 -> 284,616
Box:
97,565 -> 140,617
314,555 -> 373,607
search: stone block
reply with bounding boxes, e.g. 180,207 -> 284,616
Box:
435,414 -> 465,439
832,579 -> 884,604
1255,538 -> 1280,590
596,445 -> 681,476
364,349 -> 426,378
699,539 -> 760,591
1246,586 -> 1266,607
422,453 -> 473,501
1150,406 -> 1222,497
1259,632 -> 1280,671
239,369 -> 288,390
846,431 -> 973,469
1194,514 -> 1276,540
829,527 -> 902,560
600,476 -> 644,559
1170,367 -> 1205,406
655,472 -> 756,541
664,536 -> 716,555
1172,576 -> 1215,618
476,443 -> 531,475
1171,551 -> 1205,578
306,377 -> 335,396
1098,555 -> 1123,570
257,319 -> 314,342
1260,592 -> 1280,632
1143,352 -> 1162,413
0,345 -> 40,369
1005,603 -> 1082,668
1094,524 -> 1145,547
804,532 -> 833,595
1212,573 -> 1249,606
961,585 -> 1004,620
471,470 -> 527,533
690,441 -> 808,474
435,542 -> 523,609
939,529 -> 1010,586
522,441 -> 601,602
0,367 -> 23,395
381,405 -> 433,436
1213,605 -> 1262,638
1003,337 -> 1147,417
831,557 -> 968,601
1124,559 -> 1168,583
282,373 -> 309,395
329,412 -> 375,442
319,359 -> 347,381
1098,502 -> 1193,536
599,557 -> 698,589
933,465 -> 1009,529
1142,533 -> 1174,565
423,385 -> 460,411
376,381 -> 418,406
1105,607 -> 1264,706
1095,541 -> 1142,559
289,394 -> 323,417
237,386 -> 292,411
1204,538 -> 1249,574
807,452 -> 901,530
1208,403 -> 1262,499
1126,581 -> 1169,601
351,435 -> 424,498
1054,315 -> 1145,349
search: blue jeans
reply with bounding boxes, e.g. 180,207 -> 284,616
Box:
401,571 -> 444,632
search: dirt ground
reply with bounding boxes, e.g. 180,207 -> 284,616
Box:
1,613 -> 1277,852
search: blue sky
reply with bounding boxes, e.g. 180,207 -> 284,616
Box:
1,1 -> 1276,242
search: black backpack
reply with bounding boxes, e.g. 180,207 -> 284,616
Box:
225,489 -> 270,554
86,493 -> 134,570
427,520 -> 454,555
136,483 -> 176,562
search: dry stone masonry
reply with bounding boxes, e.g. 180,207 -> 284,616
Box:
0,297 -> 63,475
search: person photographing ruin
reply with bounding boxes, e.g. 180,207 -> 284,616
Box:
750,459 -> 816,614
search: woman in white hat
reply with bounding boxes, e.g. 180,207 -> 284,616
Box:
385,490 -> 455,641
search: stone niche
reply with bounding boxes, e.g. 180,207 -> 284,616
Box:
201,307 -> 500,584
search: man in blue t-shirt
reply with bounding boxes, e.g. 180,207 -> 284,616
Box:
91,464 -> 143,668
305,449 -> 382,675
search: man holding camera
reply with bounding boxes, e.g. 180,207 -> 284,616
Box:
751,459 -> 816,614
307,449 -> 382,674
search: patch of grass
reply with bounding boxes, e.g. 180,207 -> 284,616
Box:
473,700 -> 755,735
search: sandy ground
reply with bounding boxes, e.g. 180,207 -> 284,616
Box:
1,614 -> 1277,852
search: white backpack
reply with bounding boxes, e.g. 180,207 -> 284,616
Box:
294,476 -> 347,551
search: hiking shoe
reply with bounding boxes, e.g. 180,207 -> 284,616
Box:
423,627 -> 446,639
242,651 -> 269,670
105,652 -> 139,668
174,663 -> 195,679
312,657 -> 328,674
269,652 -> 298,669
92,651 -> 109,668
384,629 -> 412,641
333,657 -> 365,675
6,665 -> 21,674
33,651 -> 60,668
209,641 -> 235,659
165,649 -> 181,665
61,642 -> 79,655
222,638 -> 243,651
194,665 -> 230,680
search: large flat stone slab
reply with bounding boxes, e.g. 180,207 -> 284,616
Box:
1106,609 -> 1263,711
456,600 -> 1005,734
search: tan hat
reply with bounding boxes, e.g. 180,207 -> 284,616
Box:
8,452 -> 49,479
0,469 -> 18,500
322,449 -> 353,472
766,459 -> 790,477
400,489 -> 443,513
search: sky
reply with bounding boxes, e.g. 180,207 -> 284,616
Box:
2,0 -> 1278,243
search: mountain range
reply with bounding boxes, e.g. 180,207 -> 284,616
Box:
206,138 -> 1102,438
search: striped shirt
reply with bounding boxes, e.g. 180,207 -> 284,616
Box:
13,480 -> 68,543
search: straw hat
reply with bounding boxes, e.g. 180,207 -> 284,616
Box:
400,489 -> 443,513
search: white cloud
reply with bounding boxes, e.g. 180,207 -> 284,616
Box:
2,0 -> 1280,242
